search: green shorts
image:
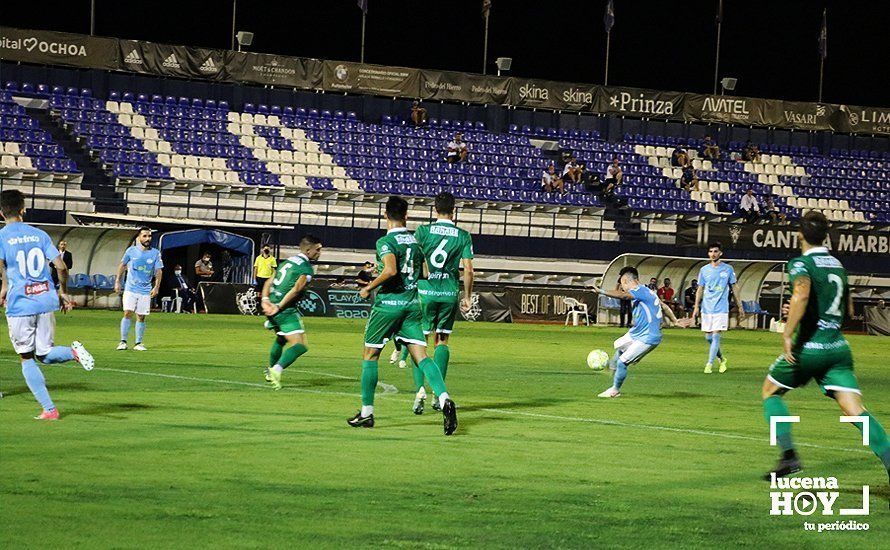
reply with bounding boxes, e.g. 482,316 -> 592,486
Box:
767,342 -> 859,396
267,308 -> 305,336
421,298 -> 459,335
363,303 -> 425,349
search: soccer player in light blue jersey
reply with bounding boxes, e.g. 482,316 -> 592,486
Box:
0,190 -> 94,420
693,241 -> 747,374
593,266 -> 680,398
114,227 -> 163,351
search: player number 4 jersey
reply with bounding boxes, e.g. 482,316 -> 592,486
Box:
269,253 -> 313,310
787,247 -> 848,351
415,220 -> 473,302
375,228 -> 423,307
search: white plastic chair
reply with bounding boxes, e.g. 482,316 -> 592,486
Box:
564,297 -> 590,326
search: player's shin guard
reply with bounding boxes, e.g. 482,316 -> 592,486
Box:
361,360 -> 378,406
276,344 -> 307,370
434,344 -> 450,380
22,359 -> 54,411
855,411 -> 890,471
269,339 -> 284,367
708,332 -> 722,363
418,358 -> 447,397
120,317 -> 131,341
612,359 -> 628,390
135,321 -> 146,344
411,363 -> 425,392
39,346 -> 75,364
763,395 -> 795,455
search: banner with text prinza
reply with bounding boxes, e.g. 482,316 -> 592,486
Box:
508,79 -> 597,111
118,40 -> 229,81
0,26 -> 118,69
323,61 -> 420,97
675,220 -> 889,257
593,86 -> 685,120
420,70 -> 512,105
225,51 -> 322,89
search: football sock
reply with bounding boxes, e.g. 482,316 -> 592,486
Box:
856,411 -> 890,471
612,358 -> 628,390
418,358 -> 447,397
275,344 -> 308,370
361,359 -> 378,407
22,359 -> 54,411
400,346 -> 410,362
707,332 -> 722,363
411,363 -> 425,392
434,344 -> 450,380
763,395 -> 795,453
705,333 -> 724,359
135,321 -> 146,344
610,350 -> 621,369
40,346 -> 75,364
120,317 -> 131,341
269,340 -> 284,367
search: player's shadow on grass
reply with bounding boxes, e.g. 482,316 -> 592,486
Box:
631,391 -> 710,399
0,382 -> 91,398
458,397 -> 570,412
66,402 -> 155,417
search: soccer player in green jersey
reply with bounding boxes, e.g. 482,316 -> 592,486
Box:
260,235 -> 322,390
348,196 -> 458,435
410,192 -> 474,415
762,211 -> 890,486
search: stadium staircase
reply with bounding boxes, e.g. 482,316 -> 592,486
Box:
31,108 -> 126,214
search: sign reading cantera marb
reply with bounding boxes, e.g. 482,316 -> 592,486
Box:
1,25 -> 888,135
677,221 -> 889,256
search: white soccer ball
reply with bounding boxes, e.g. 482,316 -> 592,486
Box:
586,349 -> 610,371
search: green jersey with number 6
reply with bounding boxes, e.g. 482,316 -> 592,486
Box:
415,220 -> 474,303
786,248 -> 848,352
269,253 -> 314,312
374,228 -> 423,309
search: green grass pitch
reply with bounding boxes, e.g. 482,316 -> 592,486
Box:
1,310 -> 888,548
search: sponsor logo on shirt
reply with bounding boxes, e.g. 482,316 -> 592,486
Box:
24,281 -> 50,296
6,235 -> 40,245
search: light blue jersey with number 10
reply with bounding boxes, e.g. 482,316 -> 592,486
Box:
0,222 -> 61,317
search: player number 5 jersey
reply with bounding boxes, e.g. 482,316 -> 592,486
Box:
269,253 -> 313,310
415,220 -> 473,302
787,247 -> 848,351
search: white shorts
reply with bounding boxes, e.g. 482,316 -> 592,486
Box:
123,291 -> 152,315
701,313 -> 729,332
7,312 -> 56,355
613,333 -> 657,366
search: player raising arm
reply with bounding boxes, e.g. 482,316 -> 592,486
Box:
761,211 -> 890,487
260,235 -> 322,390
0,189 -> 94,419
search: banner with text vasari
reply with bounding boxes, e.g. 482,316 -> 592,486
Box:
778,101 -> 835,131
676,220 -> 889,257
508,79 -> 597,111
118,40 -> 229,81
593,86 -> 685,119
0,26 -> 118,69
420,70 -> 511,104
323,61 -> 420,97
225,52 -> 321,89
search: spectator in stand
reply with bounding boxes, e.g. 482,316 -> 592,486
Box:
410,101 -> 428,127
446,132 -> 469,163
356,261 -> 375,288
616,277 -> 631,328
657,278 -> 675,303
578,162 -> 601,194
603,158 -> 623,196
562,156 -> 581,185
670,146 -> 688,167
648,277 -> 658,291
680,163 -> 698,192
742,140 -> 761,162
253,245 -> 277,292
541,164 -> 565,193
701,135 -> 720,160
762,195 -> 786,223
683,279 -> 698,318
50,239 -> 73,288
170,264 -> 196,313
739,188 -> 761,223
195,252 -> 214,282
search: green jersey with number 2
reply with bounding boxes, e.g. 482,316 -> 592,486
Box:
786,248 -> 848,352
415,220 -> 474,302
269,253 -> 314,312
374,228 -> 423,308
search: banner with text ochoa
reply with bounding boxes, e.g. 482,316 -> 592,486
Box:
2,26 -> 888,135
